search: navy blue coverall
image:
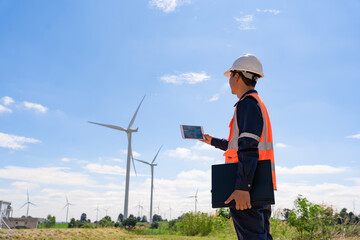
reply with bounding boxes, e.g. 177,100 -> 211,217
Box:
211,90 -> 273,240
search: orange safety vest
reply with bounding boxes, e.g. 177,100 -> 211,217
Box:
223,92 -> 277,190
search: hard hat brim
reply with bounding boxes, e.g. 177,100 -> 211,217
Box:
224,69 -> 264,78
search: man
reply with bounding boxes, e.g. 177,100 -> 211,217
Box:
201,54 -> 276,239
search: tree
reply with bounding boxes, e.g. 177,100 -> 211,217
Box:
44,214 -> 56,228
68,218 -> 77,228
118,213 -> 124,222
137,216 -> 141,222
288,195 -> 333,239
80,213 -> 87,223
99,216 -> 113,227
152,214 -> 163,222
122,214 -> 137,228
141,215 -> 148,223
282,208 -> 291,221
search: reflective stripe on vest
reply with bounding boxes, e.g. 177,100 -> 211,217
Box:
223,93 -> 277,190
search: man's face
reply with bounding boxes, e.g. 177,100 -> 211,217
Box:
229,71 -> 239,95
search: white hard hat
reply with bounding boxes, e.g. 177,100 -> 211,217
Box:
224,54 -> 264,79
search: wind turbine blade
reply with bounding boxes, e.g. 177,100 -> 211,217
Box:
88,121 -> 127,132
66,195 -> 69,204
131,152 -> 137,176
27,190 -> 29,202
19,203 -> 27,210
29,202 -> 37,207
134,159 -> 151,165
128,95 -> 145,129
152,145 -> 163,164
63,205 -> 68,210
195,188 -> 198,196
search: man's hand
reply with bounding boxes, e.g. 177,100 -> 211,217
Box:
225,190 -> 251,210
200,134 -> 212,145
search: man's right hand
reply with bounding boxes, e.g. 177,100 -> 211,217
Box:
200,134 -> 212,145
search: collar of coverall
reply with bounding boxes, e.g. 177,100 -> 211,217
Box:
233,89 -> 258,107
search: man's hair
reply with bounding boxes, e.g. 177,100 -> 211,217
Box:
231,71 -> 258,87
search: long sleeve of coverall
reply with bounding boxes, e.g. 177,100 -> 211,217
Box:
211,91 -> 263,191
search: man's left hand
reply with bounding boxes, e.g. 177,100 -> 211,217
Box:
225,190 -> 251,210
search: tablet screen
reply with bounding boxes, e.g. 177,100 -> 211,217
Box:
180,125 -> 204,140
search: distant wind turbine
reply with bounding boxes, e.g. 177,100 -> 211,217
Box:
63,195 -> 74,223
88,95 -> 145,219
169,204 -> 172,220
19,190 -> 37,217
187,188 -> 198,213
134,145 -> 162,224
95,205 -> 100,222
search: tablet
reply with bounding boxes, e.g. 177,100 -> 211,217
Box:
180,125 -> 204,140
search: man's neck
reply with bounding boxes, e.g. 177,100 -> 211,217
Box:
237,87 -> 254,99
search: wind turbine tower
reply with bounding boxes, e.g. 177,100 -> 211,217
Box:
19,190 -> 37,217
63,195 -> 74,223
89,95 -> 145,219
135,145 -> 162,223
187,188 -> 198,213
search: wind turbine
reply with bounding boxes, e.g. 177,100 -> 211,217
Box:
95,205 -> 100,222
169,204 -> 172,220
134,145 -> 162,223
19,190 -> 37,217
88,95 -> 145,219
103,207 -> 110,217
187,188 -> 198,213
63,195 -> 74,223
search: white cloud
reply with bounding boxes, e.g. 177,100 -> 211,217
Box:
0,105 -> 12,113
149,0 -> 191,13
121,149 -> 141,157
0,166 -> 96,185
274,182 -> 360,214
1,96 -> 15,105
23,101 -> 48,113
166,147 -> 215,162
11,181 -> 40,190
84,163 -> 127,175
83,163 -> 142,177
234,15 -> 255,30
110,158 -> 124,163
276,165 -> 348,175
61,157 -> 71,162
160,72 -> 210,85
208,94 -> 219,102
275,143 -> 288,148
192,141 -> 215,151
346,133 -> 360,139
256,8 -> 281,15
0,132 -> 40,149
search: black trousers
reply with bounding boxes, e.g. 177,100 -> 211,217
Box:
230,204 -> 272,240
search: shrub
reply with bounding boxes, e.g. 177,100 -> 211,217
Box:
178,212 -> 215,236
150,222 -> 159,229
288,195 -> 334,240
122,214 -> 137,228
43,214 -> 56,228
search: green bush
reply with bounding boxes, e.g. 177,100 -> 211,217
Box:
150,222 -> 159,229
43,214 -> 56,228
288,195 -> 334,240
122,214 -> 137,228
178,212 -> 215,236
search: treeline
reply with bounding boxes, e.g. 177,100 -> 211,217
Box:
39,196 -> 360,239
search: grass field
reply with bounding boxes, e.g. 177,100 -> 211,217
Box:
1,228 -> 360,240
0,228 -> 238,240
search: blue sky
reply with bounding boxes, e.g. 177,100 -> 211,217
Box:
1,0 -> 360,222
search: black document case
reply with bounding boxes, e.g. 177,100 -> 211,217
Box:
211,160 -> 275,208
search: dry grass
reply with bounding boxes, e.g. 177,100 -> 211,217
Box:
0,228 -> 230,240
